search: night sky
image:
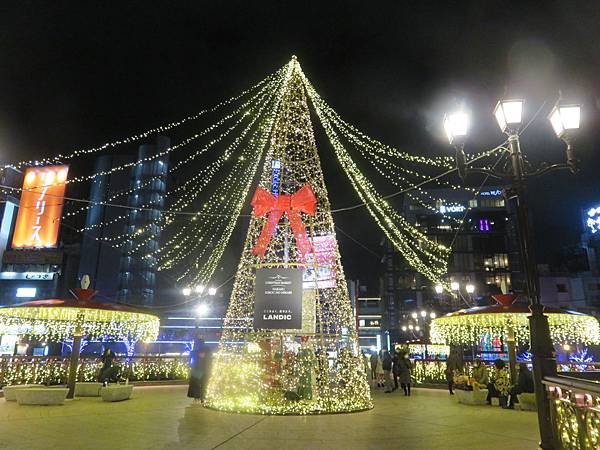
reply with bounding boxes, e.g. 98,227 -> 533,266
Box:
1,2 -> 599,287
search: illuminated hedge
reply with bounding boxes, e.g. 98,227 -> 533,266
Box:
430,312 -> 600,346
0,306 -> 159,342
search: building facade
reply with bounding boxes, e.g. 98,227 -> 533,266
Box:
380,187 -> 520,343
79,136 -> 170,306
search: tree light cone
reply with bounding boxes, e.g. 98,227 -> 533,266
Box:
204,58 -> 372,415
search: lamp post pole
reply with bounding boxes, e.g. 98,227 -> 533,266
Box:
506,132 -> 556,448
444,99 -> 581,450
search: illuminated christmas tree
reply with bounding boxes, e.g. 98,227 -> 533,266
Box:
205,57 -> 372,414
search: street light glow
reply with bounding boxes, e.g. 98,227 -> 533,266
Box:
194,284 -> 205,294
494,99 -> 524,133
434,284 -> 444,294
429,312 -> 436,319
466,284 -> 475,294
549,104 -> 581,138
401,325 -> 407,331
411,312 -> 418,319
208,286 -> 217,296
195,303 -> 209,317
443,111 -> 469,144
450,281 -> 460,291
420,310 -> 427,318
182,287 -> 191,296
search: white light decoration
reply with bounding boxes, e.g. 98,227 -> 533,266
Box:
494,99 -> 524,133
548,104 -> 581,138
195,303 -> 209,318
466,284 -> 475,294
443,111 -> 469,144
450,281 -> 460,291
434,284 -> 444,294
16,288 -> 37,298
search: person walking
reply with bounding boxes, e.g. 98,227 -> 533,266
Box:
382,351 -> 394,393
188,337 -> 212,404
397,351 -> 412,396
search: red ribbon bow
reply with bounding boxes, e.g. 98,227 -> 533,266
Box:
251,184 -> 317,259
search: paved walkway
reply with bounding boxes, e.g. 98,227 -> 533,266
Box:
0,386 -> 539,449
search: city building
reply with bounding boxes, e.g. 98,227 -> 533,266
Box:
0,165 -> 80,304
79,136 -> 170,306
380,187 -> 520,343
349,279 -> 384,351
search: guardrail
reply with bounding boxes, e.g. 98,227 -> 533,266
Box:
543,375 -> 600,450
0,355 -> 189,386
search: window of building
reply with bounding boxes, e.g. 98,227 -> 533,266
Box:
556,284 -> 568,293
469,199 -> 478,208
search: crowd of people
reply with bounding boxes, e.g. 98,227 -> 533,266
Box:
368,349 -> 413,395
366,348 -> 534,410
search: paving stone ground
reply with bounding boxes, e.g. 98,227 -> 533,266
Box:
0,385 -> 540,449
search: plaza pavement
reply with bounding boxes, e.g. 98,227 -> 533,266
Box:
0,385 -> 539,450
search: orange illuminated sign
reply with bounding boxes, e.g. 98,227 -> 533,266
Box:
11,165 -> 69,249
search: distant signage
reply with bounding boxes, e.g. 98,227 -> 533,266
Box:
303,234 -> 337,289
254,268 -> 303,330
359,318 -> 381,328
586,206 -> 600,234
0,272 -> 56,281
12,165 -> 69,249
2,250 -> 63,265
439,204 -> 466,214
270,160 -> 281,196
479,189 -> 503,197
16,287 -> 37,298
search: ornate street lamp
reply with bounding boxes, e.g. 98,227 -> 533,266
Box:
445,95 -> 582,449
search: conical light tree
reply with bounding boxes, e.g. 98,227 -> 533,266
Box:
205,57 -> 372,414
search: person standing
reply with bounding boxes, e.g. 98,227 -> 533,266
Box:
397,351 -> 412,396
375,351 -> 385,388
382,351 -> 394,393
392,351 -> 400,391
369,351 -> 378,382
188,337 -> 212,404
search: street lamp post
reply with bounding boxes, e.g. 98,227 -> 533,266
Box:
445,98 -> 581,449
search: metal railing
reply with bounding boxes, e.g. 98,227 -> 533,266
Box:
543,375 -> 600,450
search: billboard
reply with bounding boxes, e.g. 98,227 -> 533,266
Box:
303,234 -> 337,289
11,165 -> 69,249
254,268 -> 303,330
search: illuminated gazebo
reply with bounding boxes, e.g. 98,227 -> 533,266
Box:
0,286 -> 159,397
430,294 -> 600,379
